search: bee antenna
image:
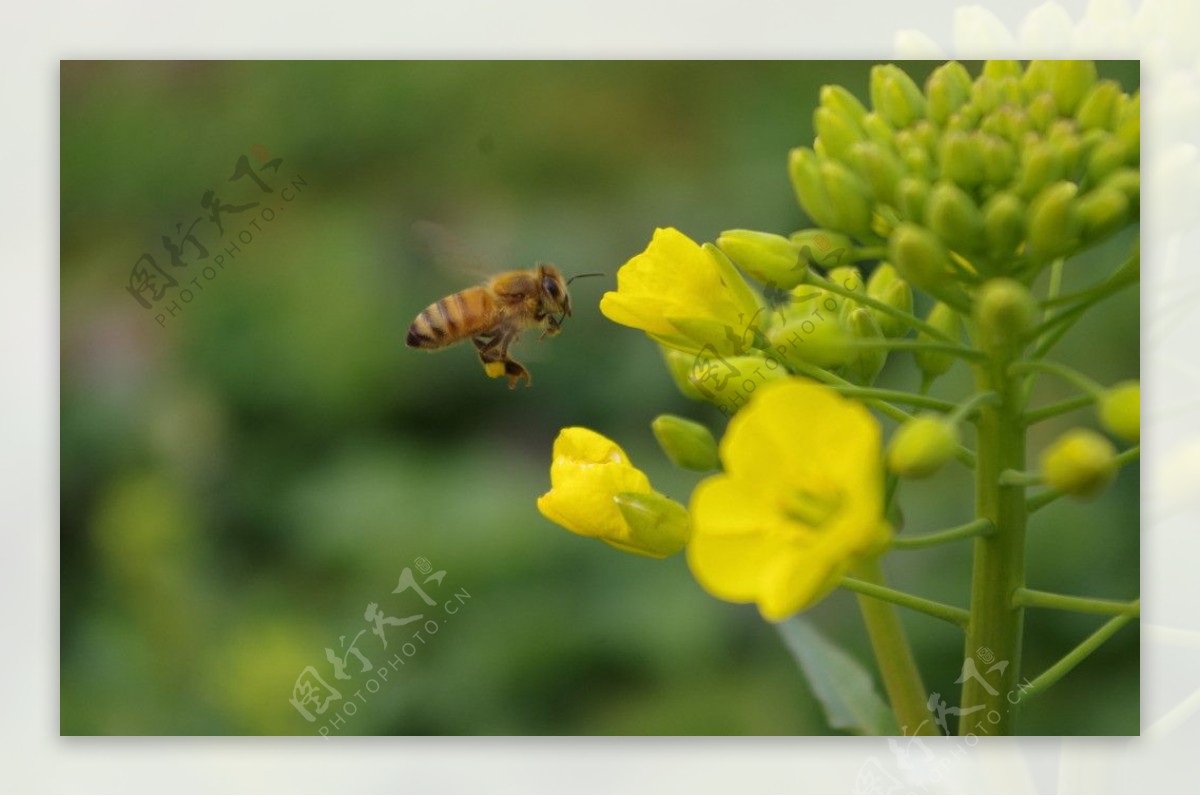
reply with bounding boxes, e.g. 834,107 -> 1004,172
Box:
567,272 -> 605,285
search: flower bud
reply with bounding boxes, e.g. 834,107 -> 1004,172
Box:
925,61 -> 972,125
651,414 -> 720,472
1116,92 -> 1139,156
1075,79 -> 1121,131
1027,181 -> 1081,260
974,278 -> 1036,356
915,302 -> 961,379
688,353 -> 788,415
660,345 -> 706,401
1097,381 -> 1139,443
1046,120 -> 1083,176
1048,60 -> 1098,116
984,60 -> 1023,81
827,264 -> 864,295
821,84 -> 869,126
927,180 -> 984,254
850,141 -> 903,205
1087,137 -> 1131,185
814,105 -> 865,163
979,133 -> 1017,187
769,313 -> 852,371
861,112 -> 895,148
902,144 -> 934,181
1076,185 -> 1131,243
896,176 -> 930,222
982,190 -> 1025,262
1040,428 -> 1117,499
876,278 -> 913,338
789,147 -> 837,229
889,223 -> 969,312
717,229 -> 805,289
1014,140 -> 1064,199
1028,92 -> 1059,133
1020,61 -> 1052,99
939,129 -> 984,187
871,64 -> 926,129
820,160 -> 874,237
1101,168 -> 1140,211
612,491 -> 691,558
845,307 -> 887,385
791,229 -> 857,270
887,414 -> 960,478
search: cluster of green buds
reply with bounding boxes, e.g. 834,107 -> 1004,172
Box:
791,60 -> 1138,284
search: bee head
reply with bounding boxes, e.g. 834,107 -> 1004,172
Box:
537,264 -> 604,335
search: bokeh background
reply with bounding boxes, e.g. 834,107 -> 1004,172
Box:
60,60 -> 1139,735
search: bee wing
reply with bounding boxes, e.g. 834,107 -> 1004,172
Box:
410,219 -> 502,284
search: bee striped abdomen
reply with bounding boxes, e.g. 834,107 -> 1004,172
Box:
406,287 -> 494,349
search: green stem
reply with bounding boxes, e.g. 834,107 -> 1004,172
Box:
844,338 -> 984,361
840,573 -> 970,628
998,469 -> 1043,487
891,518 -> 994,550
1010,359 -> 1106,397
806,272 -> 956,344
1023,394 -> 1096,425
960,342 -> 1028,735
1020,606 -> 1139,701
1012,588 -> 1140,617
826,385 -> 957,413
848,559 -> 941,736
947,391 -> 1000,425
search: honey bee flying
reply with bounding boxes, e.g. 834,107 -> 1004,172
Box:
406,264 -> 603,389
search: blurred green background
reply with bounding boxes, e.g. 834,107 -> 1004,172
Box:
60,61 -> 1139,735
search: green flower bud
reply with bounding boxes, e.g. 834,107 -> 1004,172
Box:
814,105 -> 865,163
984,60 -> 1023,81
896,176 -> 930,222
717,229 -> 805,289
790,229 -> 857,270
974,277 -> 1036,355
887,414 -> 961,478
1040,428 -> 1117,499
789,147 -> 837,229
902,145 -> 934,181
1116,92 -> 1139,156
1020,61 -> 1053,100
651,414 -> 720,472
1101,168 -> 1140,212
769,312 -> 852,371
1075,79 -> 1121,131
1014,140 -> 1064,200
1098,381 -> 1139,443
660,345 -> 706,401
1086,136 -> 1129,185
820,160 -> 874,237
1076,186 -> 1131,243
866,261 -> 900,298
850,141 -> 904,205
925,61 -> 972,125
915,302 -> 961,379
861,112 -> 895,148
889,223 -> 969,311
612,491 -> 691,558
871,64 -> 926,128
982,190 -> 1026,262
979,133 -> 1017,187
1048,60 -> 1098,116
1027,181 -> 1081,260
820,84 -> 869,126
970,76 -> 1007,116
927,180 -> 984,254
1046,120 -> 1084,176
845,307 -> 886,385
987,105 -> 1033,146
1028,92 -> 1059,133
875,278 -> 913,338
939,129 -> 984,187
827,264 -> 865,294
688,353 -> 789,415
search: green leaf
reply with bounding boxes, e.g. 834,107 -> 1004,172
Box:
777,615 -> 898,735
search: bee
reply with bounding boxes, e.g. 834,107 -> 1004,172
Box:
406,264 -> 603,388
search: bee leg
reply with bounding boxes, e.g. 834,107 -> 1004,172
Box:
502,358 -> 532,389
471,334 -> 508,380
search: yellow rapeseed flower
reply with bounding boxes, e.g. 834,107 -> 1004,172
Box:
600,227 -> 764,354
537,427 -> 689,559
687,378 -> 891,621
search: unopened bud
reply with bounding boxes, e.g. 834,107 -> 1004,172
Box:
1040,428 -> 1117,499
887,414 -> 960,479
717,229 -> 805,289
896,176 -> 930,222
1075,79 -> 1121,131
889,223 -> 969,311
982,191 -> 1026,262
915,302 -> 961,379
1027,92 -> 1059,133
820,84 -> 869,126
769,313 -> 852,371
925,61 -> 972,125
861,112 -> 895,148
1048,60 -> 1098,116
984,60 -> 1023,81
661,345 -> 707,401
851,141 -> 903,205
974,278 -> 1036,356
814,105 -> 865,163
1087,136 -> 1132,185
939,129 -> 984,187
791,229 -> 857,270
979,133 -> 1017,187
1097,381 -> 1139,443
651,415 -> 720,472
1014,140 -> 1064,199
612,491 -> 691,558
820,160 -> 873,238
1027,181 -> 1081,260
1076,186 -> 1131,243
789,147 -> 837,229
846,307 -> 887,385
875,279 -> 913,338
927,181 -> 984,254
871,64 -> 927,129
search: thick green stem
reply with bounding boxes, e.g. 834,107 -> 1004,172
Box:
849,559 -> 940,736
960,350 -> 1028,735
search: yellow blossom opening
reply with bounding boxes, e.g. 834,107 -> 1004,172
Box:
687,378 -> 891,621
537,426 -> 689,559
600,227 -> 763,354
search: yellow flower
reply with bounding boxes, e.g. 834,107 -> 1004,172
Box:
687,378 -> 891,621
600,227 -> 764,354
537,427 -> 689,559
